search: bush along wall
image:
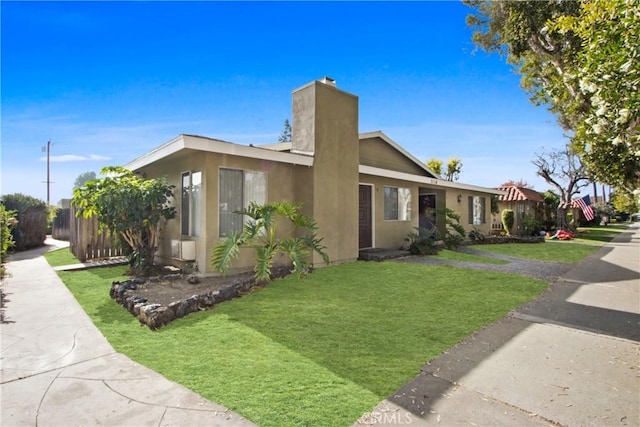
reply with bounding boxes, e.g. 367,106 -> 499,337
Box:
1,194 -> 48,250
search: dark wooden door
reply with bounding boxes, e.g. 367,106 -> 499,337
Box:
359,185 -> 372,248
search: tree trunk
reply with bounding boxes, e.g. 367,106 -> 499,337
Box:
556,206 -> 568,231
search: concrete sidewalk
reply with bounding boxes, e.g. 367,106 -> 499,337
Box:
362,225 -> 640,426
1,238 -> 253,427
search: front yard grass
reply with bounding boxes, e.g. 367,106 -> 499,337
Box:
56,261 -> 548,426
471,225 -> 626,263
43,246 -> 80,267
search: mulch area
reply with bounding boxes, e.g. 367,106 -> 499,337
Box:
132,271 -> 256,306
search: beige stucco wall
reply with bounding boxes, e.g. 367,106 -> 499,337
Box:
450,190 -> 493,235
137,149 -> 301,275
358,176 -> 495,249
359,137 -> 427,175
360,174 -> 419,250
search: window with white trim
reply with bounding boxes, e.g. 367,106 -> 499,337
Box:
181,171 -> 202,237
384,186 -> 411,221
468,196 -> 486,225
219,168 -> 266,236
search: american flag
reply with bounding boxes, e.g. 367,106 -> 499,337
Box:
575,195 -> 595,221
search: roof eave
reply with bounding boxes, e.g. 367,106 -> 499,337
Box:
359,165 -> 506,195
123,135 -> 313,171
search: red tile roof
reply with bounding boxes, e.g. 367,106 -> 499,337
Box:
497,186 -> 544,202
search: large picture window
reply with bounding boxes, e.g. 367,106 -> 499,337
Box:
384,186 -> 411,221
468,196 -> 486,225
181,171 -> 202,237
219,168 -> 266,236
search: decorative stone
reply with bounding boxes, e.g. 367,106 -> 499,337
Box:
110,271 -> 287,329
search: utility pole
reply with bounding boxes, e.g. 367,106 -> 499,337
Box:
42,140 -> 52,205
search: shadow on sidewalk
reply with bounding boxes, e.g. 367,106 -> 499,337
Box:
387,226 -> 640,420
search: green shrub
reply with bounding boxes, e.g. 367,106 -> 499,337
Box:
1,193 -> 48,250
405,227 -> 439,255
501,209 -> 515,236
1,204 -> 17,265
522,214 -> 542,236
468,227 -> 486,242
439,208 -> 466,249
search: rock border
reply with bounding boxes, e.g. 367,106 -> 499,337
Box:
110,267 -> 290,329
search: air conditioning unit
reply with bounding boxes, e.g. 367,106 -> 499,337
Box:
171,240 -> 196,261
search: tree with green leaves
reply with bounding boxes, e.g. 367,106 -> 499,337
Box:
426,158 -> 443,176
611,190 -> 639,216
464,0 -> 639,194
74,171 -> 97,189
278,119 -> 292,143
553,1 -> 640,193
72,166 -> 176,275
211,201 -> 329,283
426,157 -> 463,181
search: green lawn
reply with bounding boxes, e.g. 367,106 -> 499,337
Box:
55,261 -> 548,426
471,225 -> 626,263
44,246 -> 81,267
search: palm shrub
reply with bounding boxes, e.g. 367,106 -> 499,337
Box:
211,201 -> 329,283
405,226 -> 439,255
439,208 -> 466,249
501,209 -> 515,236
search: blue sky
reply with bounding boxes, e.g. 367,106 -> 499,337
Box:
2,1 -> 569,205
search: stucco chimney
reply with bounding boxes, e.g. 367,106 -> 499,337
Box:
319,76 -> 336,87
290,78 -> 360,265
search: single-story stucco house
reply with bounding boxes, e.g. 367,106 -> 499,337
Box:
124,77 -> 503,275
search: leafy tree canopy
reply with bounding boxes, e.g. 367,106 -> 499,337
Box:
464,0 -> 639,194
426,158 -> 443,176
74,171 -> 97,189
72,166 -> 176,275
426,157 -> 462,181
611,189 -> 640,214
553,0 -> 640,192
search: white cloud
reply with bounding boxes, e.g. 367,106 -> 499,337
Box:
41,154 -> 111,162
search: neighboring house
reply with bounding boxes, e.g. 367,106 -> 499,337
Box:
124,77 -> 503,275
493,185 -> 545,235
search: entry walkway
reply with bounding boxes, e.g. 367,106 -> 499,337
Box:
1,238 -> 253,426
360,225 -> 640,426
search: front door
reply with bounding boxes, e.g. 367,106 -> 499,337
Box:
359,185 -> 372,248
419,194 -> 436,230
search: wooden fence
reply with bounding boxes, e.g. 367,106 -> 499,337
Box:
56,207 -> 126,262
